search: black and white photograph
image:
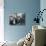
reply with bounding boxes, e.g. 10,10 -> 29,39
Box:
9,13 -> 25,25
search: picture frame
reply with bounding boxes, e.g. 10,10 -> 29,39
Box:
9,13 -> 25,25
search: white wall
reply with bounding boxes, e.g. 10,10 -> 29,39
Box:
0,0 -> 4,42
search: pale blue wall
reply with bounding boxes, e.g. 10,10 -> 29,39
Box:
40,0 -> 46,44
4,0 -> 40,42
40,0 -> 46,27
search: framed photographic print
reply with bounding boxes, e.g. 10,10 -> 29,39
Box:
9,13 -> 25,25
